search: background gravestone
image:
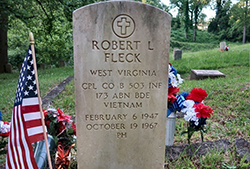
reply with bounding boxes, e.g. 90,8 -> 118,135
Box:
59,60 -> 65,67
220,42 -> 226,51
190,69 -> 226,80
74,1 -> 171,169
173,48 -> 182,60
5,63 -> 12,73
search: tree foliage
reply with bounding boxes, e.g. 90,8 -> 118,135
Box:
1,0 -> 98,71
169,0 -> 210,40
1,0 -> 249,72
207,0 -> 250,42
2,0 -> 169,71
229,0 -> 250,43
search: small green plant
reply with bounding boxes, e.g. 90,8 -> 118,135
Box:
200,148 -> 224,168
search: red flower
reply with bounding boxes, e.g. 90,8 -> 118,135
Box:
186,88 -> 208,103
58,121 -> 66,134
72,122 -> 76,135
57,108 -> 71,123
45,119 -> 51,128
194,103 -> 213,118
43,109 -> 48,117
168,86 -> 179,103
0,132 -> 9,137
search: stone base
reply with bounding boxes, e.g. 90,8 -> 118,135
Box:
235,138 -> 250,162
190,69 -> 225,80
165,139 -> 230,160
165,138 -> 250,163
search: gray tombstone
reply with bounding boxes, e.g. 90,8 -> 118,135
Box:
190,69 -> 226,80
173,48 -> 182,60
59,60 -> 65,67
74,1 -> 171,169
40,63 -> 45,70
5,63 -> 12,73
18,64 -> 22,72
220,42 -> 226,51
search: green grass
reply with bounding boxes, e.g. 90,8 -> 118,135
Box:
0,43 -> 249,168
166,147 -> 250,169
0,66 -> 74,120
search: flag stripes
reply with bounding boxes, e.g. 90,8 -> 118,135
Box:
6,45 -> 45,169
22,98 -> 44,143
23,112 -> 41,121
6,106 -> 38,169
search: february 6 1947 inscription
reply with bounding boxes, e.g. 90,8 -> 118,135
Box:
73,1 -> 171,169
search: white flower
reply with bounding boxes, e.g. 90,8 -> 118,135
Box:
0,121 -> 10,134
168,64 -> 183,87
184,110 -> 198,122
168,64 -> 172,73
169,72 -> 183,87
177,74 -> 183,85
169,72 -> 178,87
181,100 -> 195,113
181,100 -> 199,125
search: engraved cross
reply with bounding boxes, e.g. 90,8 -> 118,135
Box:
117,17 -> 130,35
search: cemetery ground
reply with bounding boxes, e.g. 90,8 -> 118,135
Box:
0,43 -> 249,168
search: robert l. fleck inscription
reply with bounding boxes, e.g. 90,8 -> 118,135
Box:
74,1 -> 171,169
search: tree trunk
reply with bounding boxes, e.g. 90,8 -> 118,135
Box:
243,22 -> 246,44
193,5 -> 199,42
193,28 -> 196,41
0,5 -> 8,73
243,0 -> 248,44
184,0 -> 190,39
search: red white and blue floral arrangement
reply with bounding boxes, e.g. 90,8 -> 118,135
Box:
167,63 -> 214,144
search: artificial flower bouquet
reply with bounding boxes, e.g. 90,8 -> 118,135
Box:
0,111 -> 10,156
167,63 -> 214,144
43,108 -> 76,146
0,111 -> 10,138
0,121 -> 10,138
43,108 -> 76,169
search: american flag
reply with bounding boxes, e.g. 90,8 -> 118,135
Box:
6,46 -> 45,169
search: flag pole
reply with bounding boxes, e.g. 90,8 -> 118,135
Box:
29,32 -> 53,169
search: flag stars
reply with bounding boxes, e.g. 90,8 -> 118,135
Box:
27,75 -> 32,80
24,91 -> 29,96
28,85 -> 34,90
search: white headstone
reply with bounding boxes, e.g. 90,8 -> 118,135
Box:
220,42 -> 226,51
74,1 -> 171,168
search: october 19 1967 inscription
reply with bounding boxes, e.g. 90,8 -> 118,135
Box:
74,1 -> 171,169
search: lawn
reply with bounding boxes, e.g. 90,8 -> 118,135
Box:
0,43 -> 249,168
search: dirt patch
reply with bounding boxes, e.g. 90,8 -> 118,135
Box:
42,76 -> 74,108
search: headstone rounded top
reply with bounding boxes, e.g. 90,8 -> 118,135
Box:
74,1 -> 171,14
73,1 -> 171,168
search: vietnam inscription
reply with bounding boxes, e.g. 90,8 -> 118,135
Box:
74,1 -> 170,169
